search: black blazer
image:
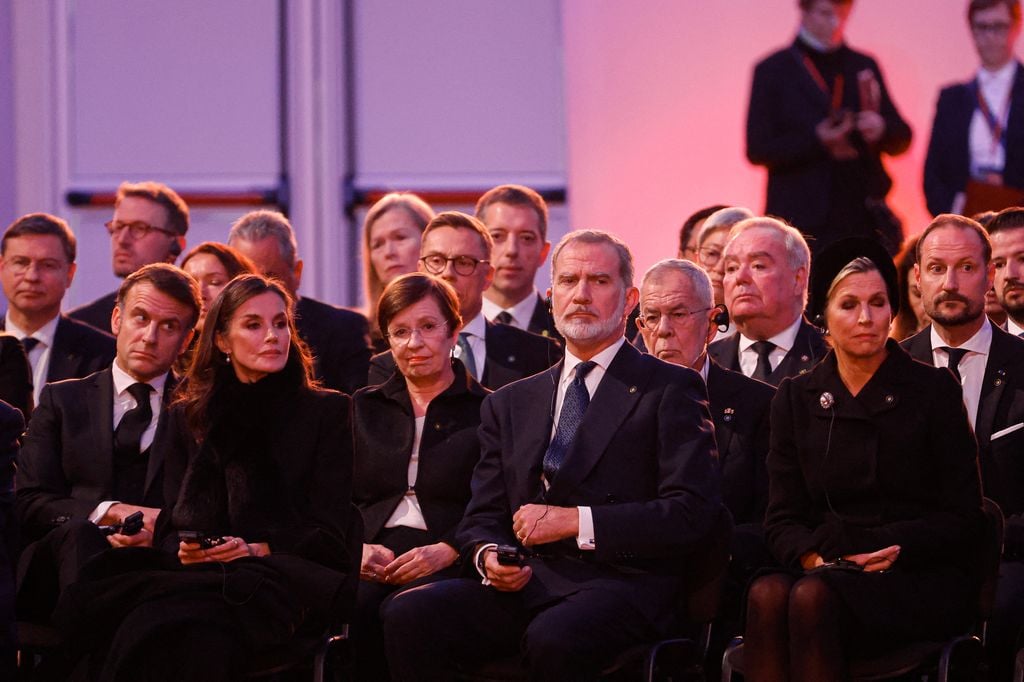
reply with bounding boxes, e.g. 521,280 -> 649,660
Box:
352,360 -> 488,547
15,368 -> 176,538
924,62 -> 1024,216
68,291 -> 117,334
367,319 -> 562,390
746,40 -> 911,238
0,315 -> 115,385
0,335 -> 32,418
525,293 -> 561,341
707,318 -> 827,387
902,324 -> 1024,554
294,296 -> 372,397
707,359 -> 775,525
766,342 -> 982,570
457,342 -> 722,622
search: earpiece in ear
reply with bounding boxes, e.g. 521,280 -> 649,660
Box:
712,304 -> 729,332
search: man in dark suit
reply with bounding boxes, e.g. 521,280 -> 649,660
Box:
228,210 -> 372,395
746,0 -> 911,254
924,0 -> 1024,217
901,213 -> 1024,677
0,214 -> 115,409
70,181 -> 189,331
15,263 -> 200,620
709,217 -> 827,386
380,230 -> 722,681
476,184 -> 560,340
990,207 -> 1024,335
0,401 -> 22,677
368,211 -> 561,390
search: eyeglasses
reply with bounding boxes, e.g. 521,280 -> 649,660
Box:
386,321 -> 449,344
972,21 -> 1013,36
697,246 -> 724,267
636,308 -> 713,330
419,254 -> 489,276
2,256 -> 66,276
104,220 -> 177,240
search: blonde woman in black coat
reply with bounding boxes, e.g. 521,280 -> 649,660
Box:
744,239 -> 984,681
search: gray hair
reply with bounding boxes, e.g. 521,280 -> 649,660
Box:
228,210 -> 299,267
551,229 -> 634,288
641,259 -> 713,309
697,206 -> 755,248
726,216 -> 810,272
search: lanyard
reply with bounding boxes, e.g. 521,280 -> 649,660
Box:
972,78 -> 1011,151
802,55 -> 845,113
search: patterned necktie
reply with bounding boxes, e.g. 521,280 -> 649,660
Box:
114,383 -> 154,459
543,361 -> 598,482
941,346 -> 969,382
751,340 -> 776,382
457,332 -> 478,378
495,311 -> 514,326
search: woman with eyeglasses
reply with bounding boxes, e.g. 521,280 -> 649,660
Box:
351,272 -> 488,680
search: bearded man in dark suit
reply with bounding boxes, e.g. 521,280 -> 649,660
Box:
380,230 -> 722,681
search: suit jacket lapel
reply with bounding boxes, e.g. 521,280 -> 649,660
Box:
771,320 -> 822,383
510,363 -> 560,502
1006,62 -> 1024,174
709,333 -> 741,372
91,369 -> 116,493
706,361 -> 736,457
902,326 -> 934,364
144,377 -> 177,497
977,327 -> 1014,446
47,316 -> 76,382
547,343 -> 647,500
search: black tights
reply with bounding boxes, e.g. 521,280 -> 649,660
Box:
744,572 -> 848,682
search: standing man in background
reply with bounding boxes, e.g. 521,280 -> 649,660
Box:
746,0 -> 911,255
925,0 -> 1024,216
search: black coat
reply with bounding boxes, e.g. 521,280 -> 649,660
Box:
767,342 -> 983,570
902,324 -> 1024,556
746,39 -> 911,247
0,335 -> 31,418
0,315 -> 115,386
368,319 -> 561,390
294,296 -> 372,396
707,318 -> 827,387
706,359 -> 774,525
352,360 -> 488,547
68,291 -> 117,334
924,62 -> 1024,216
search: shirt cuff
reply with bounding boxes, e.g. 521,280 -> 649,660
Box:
89,500 -> 119,525
474,543 -> 498,585
576,506 -> 595,550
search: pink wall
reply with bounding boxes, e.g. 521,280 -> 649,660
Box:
563,0 -> 1022,278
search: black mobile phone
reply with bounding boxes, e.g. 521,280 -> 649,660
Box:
495,544 -> 529,566
177,530 -> 226,550
98,510 -> 144,537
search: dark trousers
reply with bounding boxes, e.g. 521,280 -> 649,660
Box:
381,577 -> 657,682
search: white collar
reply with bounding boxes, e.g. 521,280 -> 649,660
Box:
459,311 -> 488,340
482,289 -> 540,328
111,359 -> 168,398
1007,316 -> 1024,337
977,60 -> 1018,84
561,337 -> 626,384
797,26 -> 842,53
5,312 -> 60,348
737,315 -> 803,355
929,316 -> 993,356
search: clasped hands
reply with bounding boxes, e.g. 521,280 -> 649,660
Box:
361,541 -> 458,586
484,504 -> 580,593
816,110 -> 886,160
802,544 -> 901,573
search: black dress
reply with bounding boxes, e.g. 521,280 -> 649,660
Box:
766,340 -> 984,645
49,363 -> 354,681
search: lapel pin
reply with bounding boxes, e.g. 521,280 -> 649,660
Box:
507,355 -> 516,363
628,386 -> 637,393
819,392 -> 835,409
884,394 -> 894,404
723,407 -> 735,423
801,355 -> 809,362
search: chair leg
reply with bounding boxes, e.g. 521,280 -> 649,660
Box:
937,635 -> 982,682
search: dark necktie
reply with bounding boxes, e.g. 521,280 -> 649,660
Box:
457,333 -> 478,379
495,311 -> 514,326
543,361 -> 598,482
20,337 -> 40,354
751,340 -> 776,382
114,383 -> 154,459
941,346 -> 969,382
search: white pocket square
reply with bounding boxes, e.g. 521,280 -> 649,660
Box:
992,422 -> 1024,441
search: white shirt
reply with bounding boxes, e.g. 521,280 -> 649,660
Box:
384,416 -> 428,531
930,319 -> 992,430
1007,317 -> 1024,338
453,312 -> 487,379
5,313 -> 59,406
89,361 -> 168,523
737,316 -> 802,378
482,290 -> 541,331
969,61 -> 1017,181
